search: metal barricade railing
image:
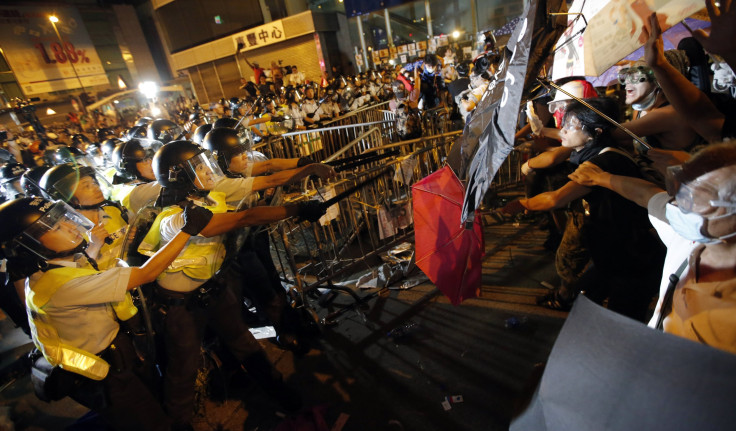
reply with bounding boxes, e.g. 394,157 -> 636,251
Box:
261,126 -> 525,323
268,131 -> 456,295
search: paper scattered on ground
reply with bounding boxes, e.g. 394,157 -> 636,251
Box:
249,326 -> 276,339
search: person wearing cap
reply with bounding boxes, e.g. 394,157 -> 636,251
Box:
570,142 -> 736,353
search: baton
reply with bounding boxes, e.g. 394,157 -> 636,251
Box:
320,168 -> 390,208
328,150 -> 401,172
538,78 -> 651,150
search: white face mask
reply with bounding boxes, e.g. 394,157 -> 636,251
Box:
666,203 -> 736,244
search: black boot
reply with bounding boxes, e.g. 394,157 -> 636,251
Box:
241,351 -> 302,412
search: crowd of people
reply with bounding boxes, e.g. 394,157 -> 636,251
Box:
0,1 -> 735,429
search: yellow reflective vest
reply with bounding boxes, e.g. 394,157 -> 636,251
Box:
26,266 -> 138,380
138,192 -> 231,281
110,183 -> 136,208
92,205 -> 129,271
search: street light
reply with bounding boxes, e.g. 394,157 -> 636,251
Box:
48,15 -> 87,96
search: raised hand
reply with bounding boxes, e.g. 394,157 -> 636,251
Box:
693,0 -> 736,68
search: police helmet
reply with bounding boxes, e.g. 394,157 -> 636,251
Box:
20,166 -> 50,197
152,140 -> 224,191
0,197 -> 93,261
70,134 -> 92,148
148,119 -> 183,144
192,124 -> 213,145
101,138 -> 122,162
52,146 -> 95,167
126,126 -> 148,141
213,117 -> 239,129
39,163 -> 105,205
135,116 -> 153,127
112,139 -> 154,181
201,127 -> 249,173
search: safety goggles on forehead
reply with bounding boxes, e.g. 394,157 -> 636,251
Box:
547,100 -> 571,114
618,66 -> 654,85
666,165 -> 736,214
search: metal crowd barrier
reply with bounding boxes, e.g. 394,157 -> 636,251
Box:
264,127 -> 525,322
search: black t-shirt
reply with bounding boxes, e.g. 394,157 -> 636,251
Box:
585,151 -> 650,231
582,150 -> 665,272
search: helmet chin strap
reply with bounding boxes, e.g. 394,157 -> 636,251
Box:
46,239 -> 88,261
74,199 -> 115,211
632,87 -> 660,111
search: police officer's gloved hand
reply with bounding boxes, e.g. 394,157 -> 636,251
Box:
306,113 -> 315,119
181,202 -> 214,236
296,200 -> 326,223
270,115 -> 284,122
297,157 -> 316,167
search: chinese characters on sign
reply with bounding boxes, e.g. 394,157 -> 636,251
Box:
233,21 -> 286,52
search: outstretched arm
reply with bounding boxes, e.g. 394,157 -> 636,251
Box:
252,164 -> 336,191
568,161 -> 664,208
643,12 -> 724,142
198,205 -> 299,237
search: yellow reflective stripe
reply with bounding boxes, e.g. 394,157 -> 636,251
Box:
33,321 -> 109,380
29,268 -> 113,380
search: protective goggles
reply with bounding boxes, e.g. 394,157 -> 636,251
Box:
617,66 -> 654,85
548,100 -> 571,114
666,165 -> 736,214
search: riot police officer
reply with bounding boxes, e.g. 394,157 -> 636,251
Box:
202,127 -> 335,350
0,196 -> 211,430
110,139 -> 161,212
140,140 -> 325,429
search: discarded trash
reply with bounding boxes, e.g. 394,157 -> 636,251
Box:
451,395 -> 464,403
387,321 -> 420,340
540,281 -> 556,290
441,397 -> 452,411
249,326 -> 277,339
504,316 -> 528,329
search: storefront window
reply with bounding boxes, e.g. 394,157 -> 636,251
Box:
386,2 -> 428,46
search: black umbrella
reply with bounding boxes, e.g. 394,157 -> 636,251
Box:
453,0 -> 568,223
512,296 -> 736,431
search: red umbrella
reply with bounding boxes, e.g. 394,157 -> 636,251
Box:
412,166 -> 484,305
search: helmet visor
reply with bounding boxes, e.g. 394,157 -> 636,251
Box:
17,201 -> 93,259
236,128 -> 254,152
46,166 -> 112,204
185,151 -> 225,190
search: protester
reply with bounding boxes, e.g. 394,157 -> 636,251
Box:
499,98 -> 666,322
569,142 -> 736,354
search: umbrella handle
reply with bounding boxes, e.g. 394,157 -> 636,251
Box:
538,78 -> 651,151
